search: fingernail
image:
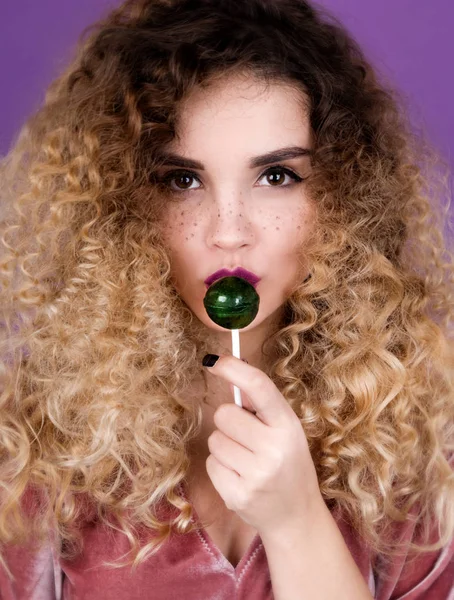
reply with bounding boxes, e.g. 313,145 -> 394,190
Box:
202,354 -> 219,367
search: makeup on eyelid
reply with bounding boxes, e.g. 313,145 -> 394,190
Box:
156,164 -> 305,195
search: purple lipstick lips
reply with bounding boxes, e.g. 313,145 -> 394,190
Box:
204,267 -> 261,288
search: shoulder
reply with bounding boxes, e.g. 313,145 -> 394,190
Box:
376,452 -> 454,599
331,453 -> 454,599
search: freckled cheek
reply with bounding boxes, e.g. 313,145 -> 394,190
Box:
160,208 -> 202,243
261,212 -> 303,237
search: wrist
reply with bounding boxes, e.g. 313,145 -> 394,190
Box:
259,490 -> 328,545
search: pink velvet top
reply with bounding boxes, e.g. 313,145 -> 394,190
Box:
0,478 -> 453,599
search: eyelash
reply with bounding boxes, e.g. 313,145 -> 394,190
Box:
158,165 -> 304,195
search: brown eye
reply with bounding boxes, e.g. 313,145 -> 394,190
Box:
266,169 -> 285,186
260,166 -> 303,187
162,170 -> 201,191
156,165 -> 304,197
173,174 -> 196,190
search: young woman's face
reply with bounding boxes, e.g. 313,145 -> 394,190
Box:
157,73 -> 314,333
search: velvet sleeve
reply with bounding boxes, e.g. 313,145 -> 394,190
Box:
374,455 -> 454,599
0,538 -> 63,600
0,486 -> 63,600
387,535 -> 454,599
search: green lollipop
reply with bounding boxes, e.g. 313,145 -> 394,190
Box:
203,276 -> 260,409
203,276 -> 260,329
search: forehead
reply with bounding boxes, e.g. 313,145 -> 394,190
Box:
172,73 -> 312,156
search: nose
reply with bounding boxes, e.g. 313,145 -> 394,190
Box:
206,193 -> 254,251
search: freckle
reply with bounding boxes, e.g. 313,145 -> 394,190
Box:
191,233 -> 194,237
180,211 -> 185,216
297,226 -> 301,230
239,214 -> 242,217
185,237 -> 189,240
179,222 -> 183,226
276,227 -> 280,230
275,216 -> 280,220
193,223 -> 197,226
229,211 -> 232,214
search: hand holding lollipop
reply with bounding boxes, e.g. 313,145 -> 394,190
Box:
201,277 -> 322,537
203,276 -> 260,408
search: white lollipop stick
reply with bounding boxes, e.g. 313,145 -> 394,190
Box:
231,328 -> 243,408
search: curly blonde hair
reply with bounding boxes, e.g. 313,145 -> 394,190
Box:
1,0 -> 453,581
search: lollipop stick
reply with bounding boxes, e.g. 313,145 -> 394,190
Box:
231,329 -> 243,408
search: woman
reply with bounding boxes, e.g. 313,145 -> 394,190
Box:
0,0 -> 453,598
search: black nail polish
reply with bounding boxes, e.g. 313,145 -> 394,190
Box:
202,354 -> 219,367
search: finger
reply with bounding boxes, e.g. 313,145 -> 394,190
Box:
206,454 -> 241,507
228,382 -> 256,414
208,429 -> 256,477
214,402 -> 265,453
203,354 -> 294,427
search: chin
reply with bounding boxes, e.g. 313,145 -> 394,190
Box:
201,311 -> 264,333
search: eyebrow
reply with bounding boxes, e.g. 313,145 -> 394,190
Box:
158,146 -> 313,170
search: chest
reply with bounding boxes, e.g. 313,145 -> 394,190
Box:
182,473 -> 259,568
202,514 -> 258,568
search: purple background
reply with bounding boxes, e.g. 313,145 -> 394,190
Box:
1,0 -> 452,219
